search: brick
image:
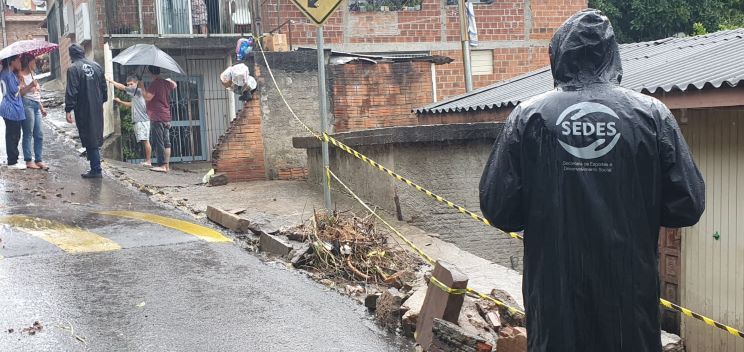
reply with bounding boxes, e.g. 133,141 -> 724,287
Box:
497,327 -> 527,352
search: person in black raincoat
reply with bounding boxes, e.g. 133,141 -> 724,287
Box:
65,43 -> 108,178
479,9 -> 705,352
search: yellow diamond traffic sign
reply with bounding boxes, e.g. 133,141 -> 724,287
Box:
290,0 -> 343,26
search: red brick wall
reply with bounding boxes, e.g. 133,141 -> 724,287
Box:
106,0 -> 157,35
330,58 -> 519,132
331,61 -> 433,132
530,0 -> 585,40
262,0 -> 564,46
262,0 -> 584,100
277,167 -> 308,180
212,74 -> 267,182
0,13 -> 48,49
434,46 -> 550,98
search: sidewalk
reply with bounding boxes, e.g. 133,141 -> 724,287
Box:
106,159 -> 526,307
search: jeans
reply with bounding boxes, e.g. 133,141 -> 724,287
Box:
87,147 -> 102,174
22,98 -> 43,163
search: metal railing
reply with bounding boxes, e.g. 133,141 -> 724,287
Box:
106,0 -> 252,36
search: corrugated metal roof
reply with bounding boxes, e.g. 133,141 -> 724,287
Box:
417,29 -> 744,114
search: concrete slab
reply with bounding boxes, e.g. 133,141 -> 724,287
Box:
259,233 -> 292,257
206,206 -> 253,233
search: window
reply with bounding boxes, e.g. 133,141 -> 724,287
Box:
349,0 -> 423,12
471,50 -> 493,75
446,0 -> 493,6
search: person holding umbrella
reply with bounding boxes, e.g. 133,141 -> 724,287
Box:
0,55 -> 28,169
65,43 -> 108,179
142,66 -> 177,173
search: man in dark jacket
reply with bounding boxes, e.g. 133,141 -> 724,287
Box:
479,9 -> 705,352
65,44 -> 108,178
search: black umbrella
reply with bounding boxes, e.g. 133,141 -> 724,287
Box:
112,44 -> 185,74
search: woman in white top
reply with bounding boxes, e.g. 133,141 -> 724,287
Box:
19,54 -> 48,170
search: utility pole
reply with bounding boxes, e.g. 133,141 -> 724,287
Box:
458,0 -> 473,92
317,26 -> 332,212
1,0 -> 8,48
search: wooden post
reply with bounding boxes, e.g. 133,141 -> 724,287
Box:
416,261 -> 469,349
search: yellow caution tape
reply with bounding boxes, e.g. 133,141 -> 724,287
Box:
321,132 -> 523,241
330,169 -> 524,316
660,298 -> 744,338
256,37 -> 744,340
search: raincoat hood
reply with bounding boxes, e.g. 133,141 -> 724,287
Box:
549,9 -> 623,88
69,44 -> 85,62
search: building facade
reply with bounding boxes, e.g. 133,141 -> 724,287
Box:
260,0 -> 585,100
45,0 -> 250,161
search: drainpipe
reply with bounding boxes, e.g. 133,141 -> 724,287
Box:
1,0 -> 8,48
458,0 -> 473,92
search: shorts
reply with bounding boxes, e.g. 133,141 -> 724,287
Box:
151,121 -> 172,166
134,121 -> 150,141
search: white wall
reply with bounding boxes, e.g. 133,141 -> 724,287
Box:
681,109 -> 744,352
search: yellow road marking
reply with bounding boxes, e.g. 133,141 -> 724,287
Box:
0,215 -> 121,254
98,211 -> 232,243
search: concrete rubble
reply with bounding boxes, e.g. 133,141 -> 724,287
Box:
375,288 -> 407,332
661,330 -> 685,352
497,326 -> 528,352
207,173 -> 229,186
429,318 -> 493,352
258,233 -> 293,257
401,284 -> 428,337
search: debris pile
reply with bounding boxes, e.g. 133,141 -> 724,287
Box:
286,210 -> 423,290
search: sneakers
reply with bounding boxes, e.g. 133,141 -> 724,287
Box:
8,163 -> 27,170
81,171 -> 102,179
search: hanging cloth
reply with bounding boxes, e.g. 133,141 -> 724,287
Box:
466,1 -> 479,47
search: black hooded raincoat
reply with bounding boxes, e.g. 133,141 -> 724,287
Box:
479,9 -> 705,352
65,44 -> 108,149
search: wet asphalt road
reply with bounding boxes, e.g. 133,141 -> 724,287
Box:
0,120 -> 410,351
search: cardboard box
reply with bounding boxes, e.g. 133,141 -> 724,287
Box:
264,33 -> 289,52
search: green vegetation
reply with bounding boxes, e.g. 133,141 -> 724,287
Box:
115,90 -> 139,161
589,0 -> 744,42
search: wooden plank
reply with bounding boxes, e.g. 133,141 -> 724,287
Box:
715,112 -> 727,352
733,110 -> 744,352
709,112 -> 719,351
415,261 -> 468,349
